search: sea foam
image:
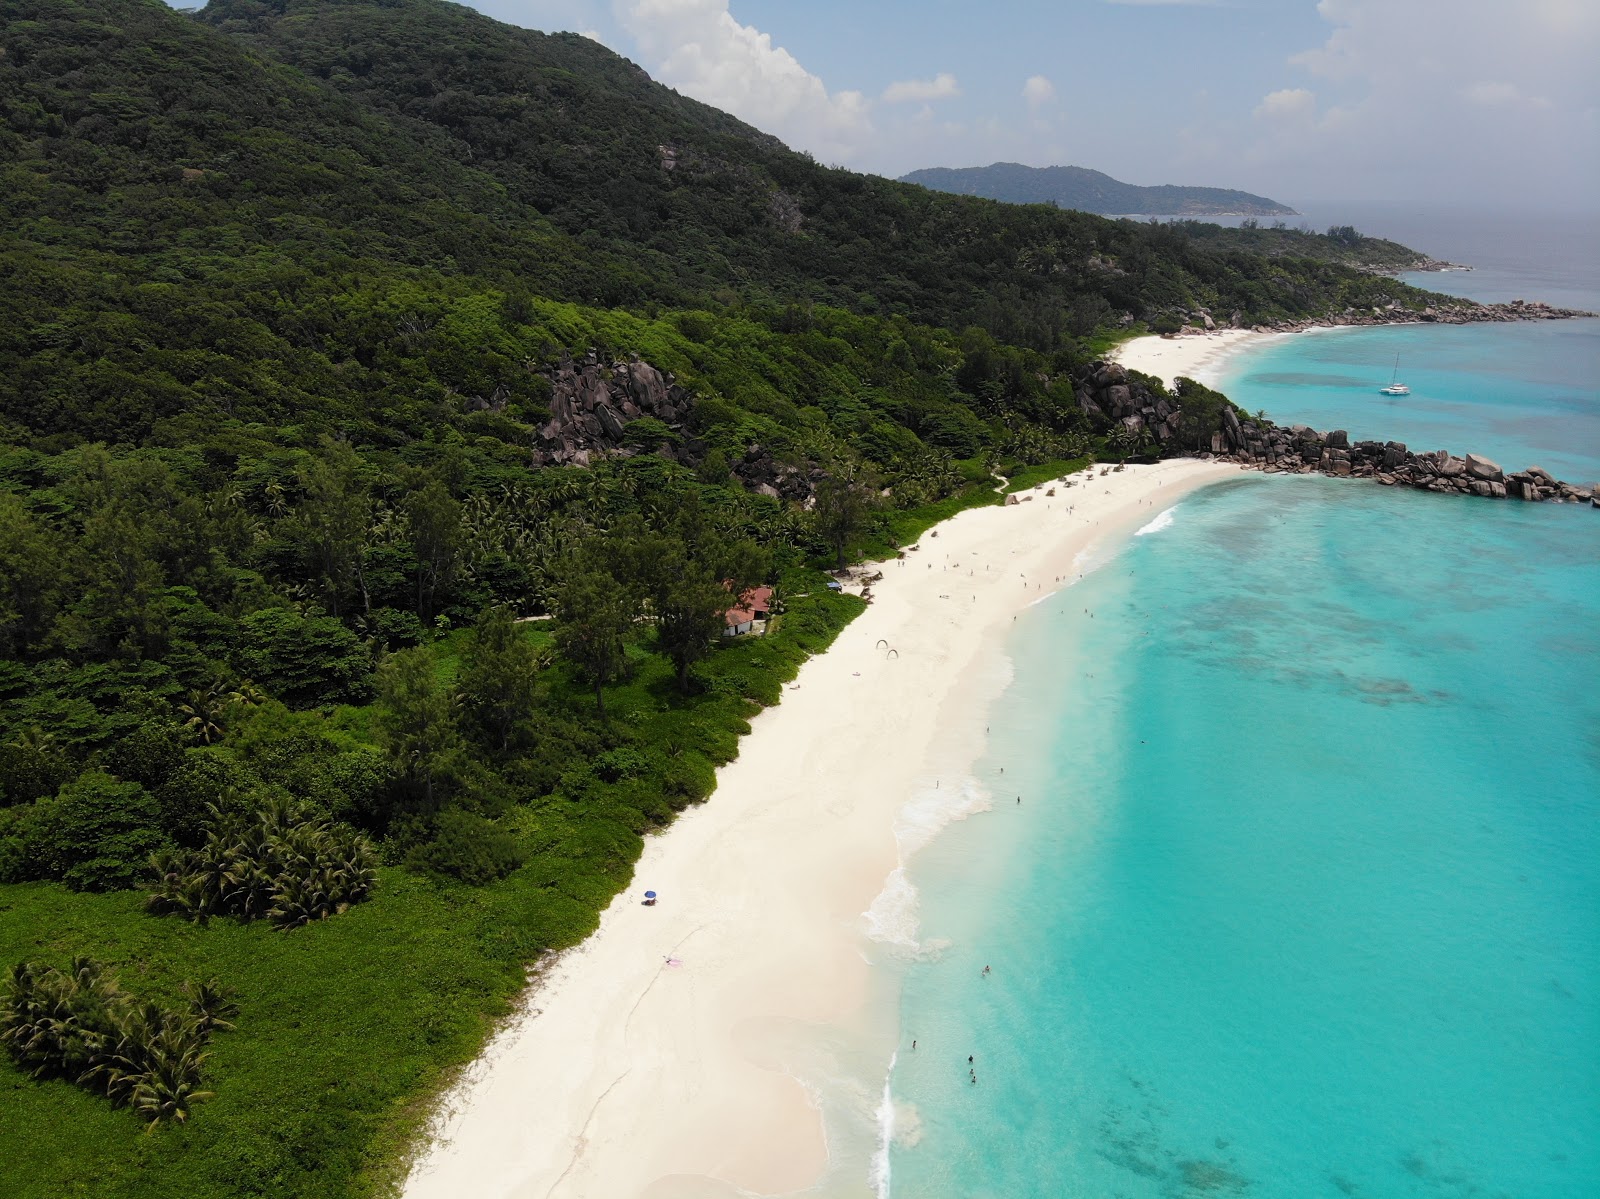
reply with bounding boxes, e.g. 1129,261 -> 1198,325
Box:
869,1052 -> 897,1198
1134,504 -> 1178,536
862,775 -> 989,953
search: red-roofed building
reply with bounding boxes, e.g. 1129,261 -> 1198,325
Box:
723,585 -> 774,637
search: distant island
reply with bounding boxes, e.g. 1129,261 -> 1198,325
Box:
900,162 -> 1298,217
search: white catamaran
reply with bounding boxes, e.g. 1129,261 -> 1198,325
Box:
1380,354 -> 1410,396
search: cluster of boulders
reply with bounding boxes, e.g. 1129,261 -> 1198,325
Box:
1076,363 -> 1182,442
729,445 -> 820,502
529,353 -> 695,468
1203,410 -> 1596,505
1075,361 -> 1595,506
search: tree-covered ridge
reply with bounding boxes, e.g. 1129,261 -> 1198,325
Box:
0,0 -> 1459,450
199,0 -> 1453,336
900,162 -> 1298,217
1158,220 -> 1438,274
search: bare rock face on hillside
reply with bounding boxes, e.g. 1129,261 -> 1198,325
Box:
526,352 -> 819,503
530,353 -> 695,468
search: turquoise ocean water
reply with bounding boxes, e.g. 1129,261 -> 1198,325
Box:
880,229 -> 1600,1198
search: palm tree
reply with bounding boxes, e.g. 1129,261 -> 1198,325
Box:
182,980 -> 239,1036
130,1036 -> 214,1129
6,724 -> 56,755
262,480 -> 288,518
228,679 -> 266,709
178,684 -> 228,744
4,959 -> 230,1127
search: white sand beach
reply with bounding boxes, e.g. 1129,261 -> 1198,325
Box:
402,458 -> 1239,1199
1112,329 -> 1274,388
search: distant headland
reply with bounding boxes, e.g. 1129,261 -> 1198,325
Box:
899,162 -> 1298,217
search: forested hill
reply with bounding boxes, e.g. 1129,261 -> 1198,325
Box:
190,0 -> 1406,341
901,162 -> 1298,217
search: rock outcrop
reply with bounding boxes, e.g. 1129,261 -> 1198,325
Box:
529,352 -> 695,469
1077,361 -> 1596,507
1201,418 -> 1594,505
527,353 -> 819,502
1076,362 -> 1183,442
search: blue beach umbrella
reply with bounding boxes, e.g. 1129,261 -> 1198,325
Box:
644,891 -> 657,899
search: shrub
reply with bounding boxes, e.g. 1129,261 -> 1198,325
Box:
0,731 -> 78,807
661,754 -> 715,803
592,747 -> 651,782
361,607 -> 426,650
234,608 -> 374,707
0,806 -> 38,883
154,750 -> 261,846
32,771 -> 170,892
104,718 -> 186,790
0,958 -> 236,1128
404,810 -> 523,885
147,797 -> 377,929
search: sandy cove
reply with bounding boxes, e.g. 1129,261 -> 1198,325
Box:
402,458 -> 1239,1199
1113,329 -> 1275,388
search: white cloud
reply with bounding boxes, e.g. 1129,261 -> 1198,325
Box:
1253,0 -> 1600,203
1022,75 -> 1056,110
618,0 -> 871,160
1253,87 -> 1316,121
882,73 -> 961,105
1462,81 -> 1551,111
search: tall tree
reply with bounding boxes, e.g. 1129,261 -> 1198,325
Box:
291,438 -> 371,617
551,563 -> 634,717
405,479 -> 461,620
0,492 -> 63,657
813,470 -> 878,569
374,648 -> 463,814
459,605 -> 541,752
654,561 -> 734,694
65,502 -> 170,659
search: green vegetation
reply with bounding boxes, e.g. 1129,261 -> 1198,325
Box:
901,161 -> 1297,217
0,0 -> 1471,1193
2,957 -> 237,1128
1166,219 -> 1436,274
147,798 -> 378,929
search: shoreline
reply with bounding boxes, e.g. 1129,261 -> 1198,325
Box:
1111,328 -> 1279,388
401,459 -> 1241,1199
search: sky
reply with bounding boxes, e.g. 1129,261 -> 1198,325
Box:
213,0 -> 1600,210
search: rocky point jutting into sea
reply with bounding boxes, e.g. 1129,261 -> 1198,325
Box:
1074,360 -> 1598,506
